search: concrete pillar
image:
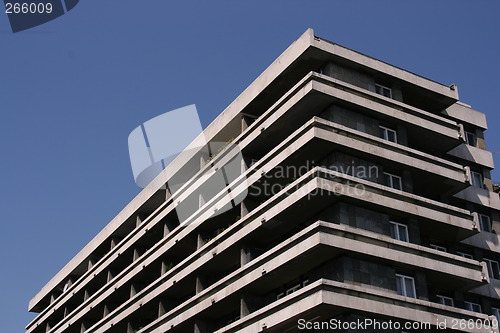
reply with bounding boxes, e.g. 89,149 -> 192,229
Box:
80,321 -> 92,333
240,294 -> 261,317
136,215 -> 145,228
110,237 -> 121,250
63,305 -> 73,318
83,289 -> 92,302
163,220 -> 178,237
240,199 -> 258,218
240,246 -> 255,267
130,283 -> 143,298
241,115 -> 255,132
197,232 -> 209,249
194,319 -> 214,333
158,299 -> 176,317
199,193 -> 205,209
165,185 -> 171,201
103,303 -> 117,317
161,260 -> 173,275
407,218 -> 421,245
126,322 -> 136,333
49,292 -> 61,304
415,271 -> 428,300
196,275 -> 208,294
107,269 -> 117,283
396,123 -> 408,146
133,247 -> 145,262
402,170 -> 413,193
87,255 -> 99,271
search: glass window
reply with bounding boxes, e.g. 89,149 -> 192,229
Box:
479,214 -> 492,232
430,244 -> 447,252
484,258 -> 500,279
375,83 -> 392,98
437,294 -> 454,307
396,274 -> 416,298
457,251 -> 473,259
384,172 -> 402,190
471,171 -> 484,189
465,131 -> 476,146
390,221 -> 409,242
464,301 -> 482,313
492,308 -> 500,325
379,125 -> 398,143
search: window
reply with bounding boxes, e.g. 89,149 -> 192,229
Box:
379,125 -> 398,143
285,283 -> 301,296
437,294 -> 454,307
471,171 -> 484,189
384,172 -> 402,190
484,258 -> 500,279
492,307 -> 500,325
457,251 -> 473,259
277,279 -> 309,300
479,214 -> 492,232
396,274 -> 416,298
375,83 -> 392,98
430,244 -> 447,252
465,131 -> 476,146
390,221 -> 409,242
464,301 -> 482,313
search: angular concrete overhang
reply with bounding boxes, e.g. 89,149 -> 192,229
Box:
443,102 -> 488,130
471,278 -> 500,299
448,144 -> 495,169
219,280 -> 494,333
461,231 -> 500,254
454,187 -> 500,210
28,28 -> 463,314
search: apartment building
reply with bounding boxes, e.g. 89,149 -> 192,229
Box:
26,29 -> 500,333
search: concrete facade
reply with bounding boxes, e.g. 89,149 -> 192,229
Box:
27,29 -> 500,332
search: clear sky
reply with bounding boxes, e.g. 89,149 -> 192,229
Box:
1,1 -> 499,332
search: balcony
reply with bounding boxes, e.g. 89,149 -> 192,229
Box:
218,279 -> 494,333
132,222 -> 486,333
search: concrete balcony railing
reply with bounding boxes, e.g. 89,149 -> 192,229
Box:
218,279 -> 496,333
310,72 -> 462,150
27,113 -> 477,333
129,221 -> 487,333
58,167 -> 483,333
28,69 -> 467,316
314,117 -> 470,194
448,144 -> 495,169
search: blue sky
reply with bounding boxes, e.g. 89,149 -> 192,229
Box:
1,1 -> 499,332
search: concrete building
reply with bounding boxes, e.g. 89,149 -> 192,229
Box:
26,29 -> 500,332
